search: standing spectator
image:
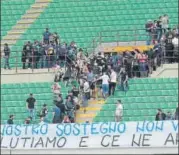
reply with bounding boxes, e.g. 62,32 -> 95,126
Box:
7,115 -> 14,124
65,96 -> 75,123
120,68 -> 128,92
161,14 -> 169,34
82,79 -> 90,113
137,52 -> 148,77
165,111 -> 174,120
52,103 -> 61,124
3,43 -> 11,69
156,16 -> 163,42
51,82 -> 61,101
23,41 -> 33,68
21,50 -> 27,69
40,104 -> 48,122
87,70 -> 94,96
24,116 -> 32,124
98,72 -> 110,99
53,64 -> 64,82
43,28 -> 51,44
26,93 -> 36,120
155,109 -> 166,121
71,85 -> 80,98
145,20 -> 154,45
56,96 -> 66,122
115,100 -> 123,122
109,69 -> 117,96
175,106 -> 178,120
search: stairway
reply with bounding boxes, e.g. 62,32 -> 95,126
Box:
1,0 -> 52,52
75,99 -> 105,123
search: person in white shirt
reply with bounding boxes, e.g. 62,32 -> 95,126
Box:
115,100 -> 123,122
161,14 -> 169,33
82,80 -> 90,113
98,72 -> 110,98
51,82 -> 61,101
109,69 -> 117,96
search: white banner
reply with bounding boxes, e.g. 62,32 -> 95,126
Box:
0,121 -> 178,149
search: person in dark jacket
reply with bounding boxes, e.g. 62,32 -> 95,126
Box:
155,109 -> 166,121
3,43 -> 11,69
21,50 -> 27,69
7,115 -> 14,124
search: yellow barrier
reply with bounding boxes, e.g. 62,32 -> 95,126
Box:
103,45 -> 154,53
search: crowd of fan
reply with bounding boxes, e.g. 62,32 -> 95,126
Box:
145,14 -> 179,63
4,25 -> 179,125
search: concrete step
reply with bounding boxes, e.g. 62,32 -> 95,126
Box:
76,110 -> 97,115
1,40 -> 16,45
76,117 -> 94,123
2,35 -> 21,40
22,14 -> 40,19
7,30 -> 24,35
36,0 -> 52,3
78,106 -> 101,112
17,19 -> 34,24
31,3 -> 49,8
26,9 -> 43,14
12,24 -> 31,30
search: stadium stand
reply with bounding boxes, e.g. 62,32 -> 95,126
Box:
1,77 -> 178,124
1,81 -> 73,124
0,0 -> 178,125
1,0 -> 35,38
94,77 -> 178,122
1,0 -> 178,68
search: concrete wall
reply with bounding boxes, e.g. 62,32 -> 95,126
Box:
1,69 -> 54,84
151,63 -> 178,78
1,147 -> 178,154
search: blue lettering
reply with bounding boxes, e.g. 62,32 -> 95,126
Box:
6,125 -> 13,136
40,124 -> 48,135
136,121 -> 145,132
146,121 -> 154,132
64,124 -> 72,136
109,122 -> 116,133
91,123 -> 99,135
73,123 -> 80,136
14,125 -> 21,136
23,124 -> 30,135
171,121 -> 178,131
100,122 -> 109,134
56,124 -> 63,136
117,122 -> 126,133
0,125 -> 6,136
32,124 -> 40,135
156,121 -> 163,132
81,123 -> 89,135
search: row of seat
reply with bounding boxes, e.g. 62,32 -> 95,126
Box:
98,108 -> 176,117
94,116 -> 155,122
1,99 -> 55,107
129,83 -> 178,91
1,0 -> 34,37
129,78 -> 178,84
102,102 -> 178,110
116,90 -> 178,97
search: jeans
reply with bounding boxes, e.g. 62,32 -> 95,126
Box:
41,55 -> 47,68
102,84 -> 109,97
4,56 -> 10,69
139,62 -> 147,77
27,109 -> 35,120
156,28 -> 162,42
